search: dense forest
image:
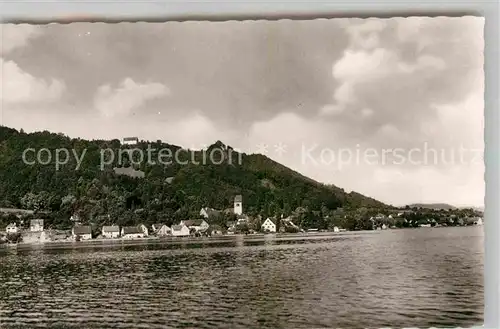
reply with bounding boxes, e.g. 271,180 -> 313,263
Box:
0,126 -> 387,230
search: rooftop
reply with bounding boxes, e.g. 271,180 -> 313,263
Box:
122,226 -> 142,234
172,225 -> 185,231
73,226 -> 92,235
102,226 -> 120,232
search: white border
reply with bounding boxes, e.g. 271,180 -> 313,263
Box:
0,1 -> 498,328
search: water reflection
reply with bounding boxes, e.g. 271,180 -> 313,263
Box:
0,227 -> 484,329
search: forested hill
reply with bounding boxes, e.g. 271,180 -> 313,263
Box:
0,126 -> 386,228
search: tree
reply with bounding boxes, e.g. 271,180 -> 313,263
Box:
0,125 -> 389,229
6,233 -> 22,243
276,217 -> 281,233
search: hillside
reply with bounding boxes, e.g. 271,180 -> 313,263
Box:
408,203 -> 457,210
0,126 -> 387,228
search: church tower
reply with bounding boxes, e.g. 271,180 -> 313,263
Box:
234,195 -> 243,215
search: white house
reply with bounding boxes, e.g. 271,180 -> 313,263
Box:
121,226 -> 145,239
261,218 -> 277,233
123,137 -> 139,145
154,224 -> 172,237
333,226 -> 340,232
102,226 -> 120,239
6,223 -> 18,234
194,219 -> 209,232
475,217 -> 483,226
138,224 -> 149,237
171,224 -> 190,237
30,219 -> 44,232
72,226 -> 92,240
234,195 -> 243,215
181,219 -> 209,232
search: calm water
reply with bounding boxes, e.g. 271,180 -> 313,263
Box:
0,226 -> 484,328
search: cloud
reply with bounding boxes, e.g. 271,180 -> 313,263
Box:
94,78 -> 169,118
0,24 -> 43,55
320,17 -> 484,151
0,58 -> 66,104
0,24 -> 64,106
1,19 -> 485,207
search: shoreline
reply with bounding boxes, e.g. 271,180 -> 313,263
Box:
0,226 -> 483,249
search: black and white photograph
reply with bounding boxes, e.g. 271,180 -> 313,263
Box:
0,16 -> 484,328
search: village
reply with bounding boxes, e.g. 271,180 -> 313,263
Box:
0,195 -> 305,245
0,193 -> 484,246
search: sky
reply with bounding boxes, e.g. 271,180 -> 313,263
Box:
0,17 -> 484,207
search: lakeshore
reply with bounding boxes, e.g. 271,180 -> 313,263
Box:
0,225 -> 482,251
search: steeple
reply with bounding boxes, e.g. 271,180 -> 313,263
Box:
234,195 -> 243,215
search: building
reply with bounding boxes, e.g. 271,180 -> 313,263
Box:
171,224 -> 190,237
236,214 -> 249,225
102,226 -> 120,239
199,207 -> 220,219
121,226 -> 145,239
151,224 -> 162,232
70,214 -> 81,224
72,226 -> 92,240
282,217 -> 299,228
227,221 -> 237,232
333,226 -> 340,233
181,219 -> 209,232
48,230 -> 70,241
154,224 -> 172,237
22,231 -> 47,244
209,225 -> 224,236
234,195 -> 243,215
5,223 -> 18,234
138,224 -> 149,236
261,218 -> 277,233
30,219 -> 44,232
123,137 -> 139,145
475,217 -> 483,226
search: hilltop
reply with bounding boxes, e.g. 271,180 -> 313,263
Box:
0,126 -> 387,229
408,203 -> 457,211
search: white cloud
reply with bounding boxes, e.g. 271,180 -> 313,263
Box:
94,78 -> 169,117
0,24 -> 63,106
319,104 -> 344,116
342,19 -> 386,50
316,17 -> 484,206
0,58 -> 65,104
0,24 -> 42,55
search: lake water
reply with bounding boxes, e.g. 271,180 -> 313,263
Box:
0,226 -> 484,328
